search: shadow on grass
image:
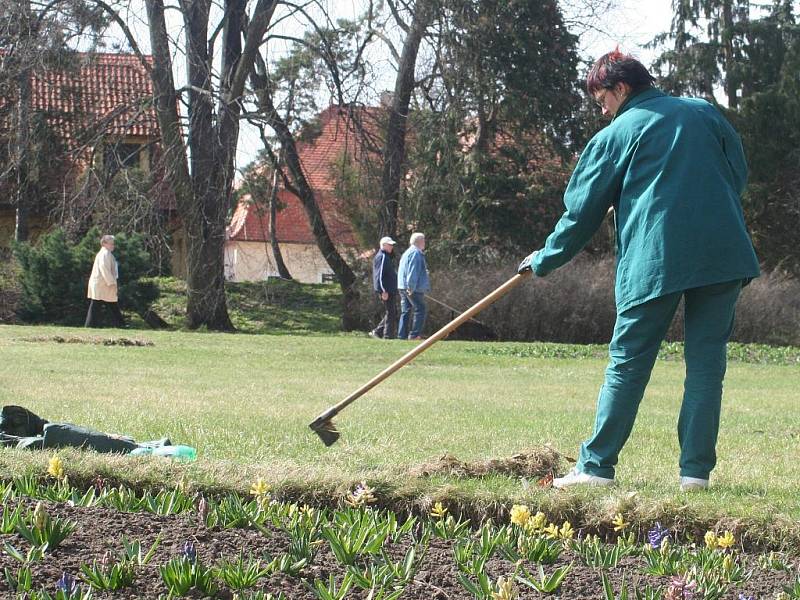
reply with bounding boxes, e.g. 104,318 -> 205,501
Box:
147,277 -> 344,335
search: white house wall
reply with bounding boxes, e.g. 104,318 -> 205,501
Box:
224,240 -> 336,284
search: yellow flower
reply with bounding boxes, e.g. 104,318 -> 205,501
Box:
510,504 -> 531,527
249,477 -> 270,499
559,521 -> 575,540
491,575 -> 515,600
299,504 -> 314,519
717,531 -> 735,549
345,481 -> 377,507
704,530 -> 718,549
612,513 -> 627,532
47,454 -> 64,480
527,511 -> 547,532
430,502 -> 448,519
543,523 -> 559,539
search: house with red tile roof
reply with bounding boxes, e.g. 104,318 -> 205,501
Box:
224,105 -> 376,283
0,53 -> 174,257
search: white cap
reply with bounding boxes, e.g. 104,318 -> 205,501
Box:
379,236 -> 397,246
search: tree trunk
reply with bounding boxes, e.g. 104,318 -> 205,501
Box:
268,169 -> 292,280
379,0 -> 433,239
721,0 -> 738,108
145,0 -> 233,330
144,0 -> 274,330
13,0 -> 32,243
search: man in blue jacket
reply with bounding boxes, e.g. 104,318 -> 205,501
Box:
397,232 -> 431,340
370,236 -> 398,339
518,50 -> 760,491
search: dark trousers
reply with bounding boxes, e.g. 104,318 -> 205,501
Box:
84,299 -> 126,328
371,291 -> 397,339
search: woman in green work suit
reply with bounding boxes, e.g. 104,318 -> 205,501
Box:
517,49 -> 760,491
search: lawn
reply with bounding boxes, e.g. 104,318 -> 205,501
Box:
1,324 -> 799,548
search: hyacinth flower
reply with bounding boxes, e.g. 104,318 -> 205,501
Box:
738,593 -> 753,600
612,513 -> 627,532
48,454 -> 65,480
197,496 -> 209,525
717,531 -> 736,549
648,522 -> 670,548
510,505 -> 531,527
345,481 -> 377,508
34,501 -> 48,531
430,502 -> 448,519
183,540 -> 197,563
56,571 -> 78,594
665,575 -> 696,600
249,478 -> 270,499
491,575 -> 515,600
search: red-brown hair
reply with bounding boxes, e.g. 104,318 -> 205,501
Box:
586,47 -> 655,94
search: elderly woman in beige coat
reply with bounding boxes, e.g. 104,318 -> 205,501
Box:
84,234 -> 126,328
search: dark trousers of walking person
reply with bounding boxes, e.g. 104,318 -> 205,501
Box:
398,291 -> 427,339
577,279 -> 743,481
372,292 -> 398,339
84,300 -> 126,328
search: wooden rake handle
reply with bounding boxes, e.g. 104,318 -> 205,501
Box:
314,271 -> 532,424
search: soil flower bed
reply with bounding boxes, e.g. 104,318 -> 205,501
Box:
0,477 -> 798,599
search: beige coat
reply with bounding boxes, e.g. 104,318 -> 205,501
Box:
87,247 -> 119,302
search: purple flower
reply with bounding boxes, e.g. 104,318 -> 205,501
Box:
56,571 -> 77,594
738,595 -> 753,600
648,522 -> 670,548
182,540 -> 197,562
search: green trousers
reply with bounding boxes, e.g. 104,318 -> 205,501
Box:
578,279 -> 743,480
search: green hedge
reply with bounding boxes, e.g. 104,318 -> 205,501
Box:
13,227 -> 158,324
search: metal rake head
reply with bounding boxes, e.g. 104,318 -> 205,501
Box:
309,415 -> 340,446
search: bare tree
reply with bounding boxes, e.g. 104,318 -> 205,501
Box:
378,0 -> 435,239
138,0 -> 278,330
0,0 -> 106,242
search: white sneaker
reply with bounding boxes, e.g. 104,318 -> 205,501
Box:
552,468 -> 614,489
680,476 -> 709,492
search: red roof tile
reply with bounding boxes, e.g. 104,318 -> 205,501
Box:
294,105 -> 382,191
228,105 -> 382,247
27,53 -> 158,144
227,190 -> 358,247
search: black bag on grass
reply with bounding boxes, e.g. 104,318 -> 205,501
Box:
0,405 -> 48,437
41,423 -> 138,453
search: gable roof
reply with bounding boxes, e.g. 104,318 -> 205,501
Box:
5,52 -> 159,146
227,190 -> 358,246
228,105 -> 383,248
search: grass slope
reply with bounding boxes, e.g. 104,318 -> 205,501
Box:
1,325 -> 799,548
147,277 -> 344,334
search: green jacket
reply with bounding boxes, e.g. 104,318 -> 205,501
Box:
533,88 -> 760,312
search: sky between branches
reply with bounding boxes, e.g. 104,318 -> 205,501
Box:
102,0 -> 674,170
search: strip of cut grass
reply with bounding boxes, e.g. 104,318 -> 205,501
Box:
1,324 -> 799,548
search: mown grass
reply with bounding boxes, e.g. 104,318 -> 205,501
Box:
146,277 -> 343,334
1,324 -> 799,548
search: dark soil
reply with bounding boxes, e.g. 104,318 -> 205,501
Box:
0,497 -> 795,599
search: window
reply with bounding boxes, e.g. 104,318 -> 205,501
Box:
321,272 -> 337,284
103,143 -> 145,176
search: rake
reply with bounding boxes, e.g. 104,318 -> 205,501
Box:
309,270 -> 532,446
